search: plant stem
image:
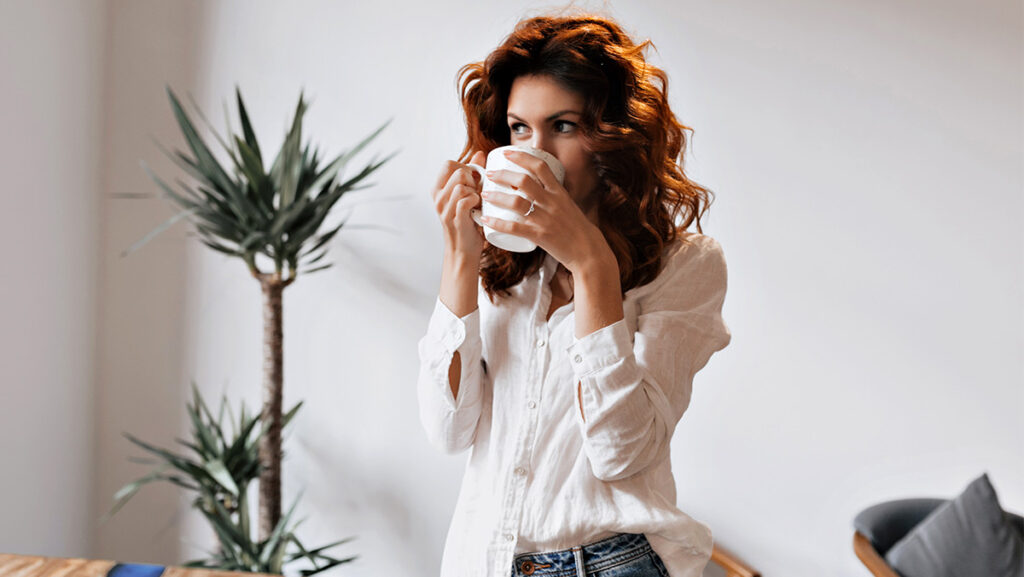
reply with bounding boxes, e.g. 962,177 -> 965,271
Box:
258,276 -> 284,541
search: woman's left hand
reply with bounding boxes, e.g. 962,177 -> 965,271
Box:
480,149 -> 615,274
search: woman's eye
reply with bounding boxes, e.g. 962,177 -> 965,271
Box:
508,120 -> 575,135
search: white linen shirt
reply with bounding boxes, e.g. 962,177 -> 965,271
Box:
417,231 -> 732,577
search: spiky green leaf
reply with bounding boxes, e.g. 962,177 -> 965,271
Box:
235,86 -> 263,166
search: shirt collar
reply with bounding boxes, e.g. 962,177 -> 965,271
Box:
538,250 -> 559,284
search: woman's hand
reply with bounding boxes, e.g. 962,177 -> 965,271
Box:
431,150 -> 488,263
479,149 -> 615,274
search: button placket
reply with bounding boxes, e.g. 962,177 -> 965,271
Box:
500,278 -> 562,558
501,316 -> 549,554
531,333 -> 548,417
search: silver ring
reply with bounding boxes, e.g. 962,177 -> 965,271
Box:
523,199 -> 537,217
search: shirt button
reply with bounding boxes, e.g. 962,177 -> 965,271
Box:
573,354 -> 583,363
527,400 -> 537,409
514,466 -> 527,476
505,533 -> 515,542
537,339 -> 546,348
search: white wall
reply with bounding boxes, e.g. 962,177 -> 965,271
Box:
0,0 -> 106,559
2,1 -> 1019,576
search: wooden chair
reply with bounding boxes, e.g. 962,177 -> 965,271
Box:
711,543 -> 761,577
852,498 -> 1024,577
853,529 -> 904,577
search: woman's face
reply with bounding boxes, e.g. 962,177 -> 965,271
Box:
506,74 -> 600,221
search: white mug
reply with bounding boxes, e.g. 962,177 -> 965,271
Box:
466,145 -> 566,253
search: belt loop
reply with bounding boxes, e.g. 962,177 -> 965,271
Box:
572,545 -> 586,577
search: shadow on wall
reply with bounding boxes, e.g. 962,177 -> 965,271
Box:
95,0 -> 206,566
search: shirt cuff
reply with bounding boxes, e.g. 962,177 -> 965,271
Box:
565,318 -> 634,377
426,297 -> 480,355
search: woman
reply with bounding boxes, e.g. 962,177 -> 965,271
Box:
417,11 -> 732,577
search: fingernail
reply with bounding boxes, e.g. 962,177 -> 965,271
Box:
485,170 -> 495,177
480,190 -> 490,198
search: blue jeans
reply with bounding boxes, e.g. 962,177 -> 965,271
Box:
510,533 -> 669,577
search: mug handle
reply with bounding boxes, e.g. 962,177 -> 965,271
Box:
465,163 -> 487,228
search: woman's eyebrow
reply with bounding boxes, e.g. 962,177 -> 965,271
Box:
507,110 -> 581,122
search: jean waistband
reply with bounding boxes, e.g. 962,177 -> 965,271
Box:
510,532 -> 652,577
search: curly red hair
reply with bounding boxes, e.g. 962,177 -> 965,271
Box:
456,11 -> 716,301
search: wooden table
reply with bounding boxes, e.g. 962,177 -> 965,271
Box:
0,554 -> 279,577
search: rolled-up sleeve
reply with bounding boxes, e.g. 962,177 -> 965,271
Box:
567,238 -> 732,482
417,297 -> 486,455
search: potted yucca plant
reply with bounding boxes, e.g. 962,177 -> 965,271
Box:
109,84 -> 396,573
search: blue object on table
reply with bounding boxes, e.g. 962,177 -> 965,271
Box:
107,563 -> 166,577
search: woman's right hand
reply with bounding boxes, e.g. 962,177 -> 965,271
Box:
431,150 -> 487,262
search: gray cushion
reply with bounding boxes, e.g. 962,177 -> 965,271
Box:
854,498 -> 947,556
885,472 -> 1024,577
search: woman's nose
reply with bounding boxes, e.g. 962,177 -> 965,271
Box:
528,133 -> 548,152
